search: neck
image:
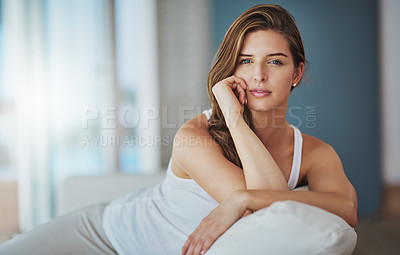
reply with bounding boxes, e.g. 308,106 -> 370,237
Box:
249,107 -> 291,150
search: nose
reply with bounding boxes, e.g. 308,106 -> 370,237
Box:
254,63 -> 267,82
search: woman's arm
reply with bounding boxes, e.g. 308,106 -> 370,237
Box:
173,75 -> 288,203
181,190 -> 248,255
182,189 -> 356,255
172,122 -> 246,203
212,75 -> 288,190
228,114 -> 289,190
182,140 -> 357,255
243,140 -> 357,226
244,190 -> 357,227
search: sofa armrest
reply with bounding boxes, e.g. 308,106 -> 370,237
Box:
57,172 -> 165,216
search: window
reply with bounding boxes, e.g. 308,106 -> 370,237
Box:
0,0 -> 13,179
0,0 -> 159,231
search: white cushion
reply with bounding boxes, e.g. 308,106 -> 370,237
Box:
206,200 -> 357,255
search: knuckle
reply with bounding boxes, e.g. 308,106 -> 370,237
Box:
213,222 -> 221,229
198,236 -> 206,243
203,241 -> 212,251
208,232 -> 217,240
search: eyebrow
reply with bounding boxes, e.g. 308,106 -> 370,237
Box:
239,53 -> 288,57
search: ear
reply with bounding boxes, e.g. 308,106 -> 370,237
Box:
293,62 -> 305,84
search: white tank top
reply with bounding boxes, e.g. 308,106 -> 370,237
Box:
103,109 -> 303,255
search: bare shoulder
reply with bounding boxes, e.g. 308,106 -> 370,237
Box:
175,113 -> 210,137
299,133 -> 346,185
301,133 -> 356,194
171,113 -> 223,178
171,113 -> 246,202
173,113 -> 221,150
302,133 -> 342,168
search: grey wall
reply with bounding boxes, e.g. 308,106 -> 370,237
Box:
158,0 -> 211,167
380,0 -> 400,185
211,0 -> 380,216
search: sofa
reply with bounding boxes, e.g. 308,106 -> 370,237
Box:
58,173 -> 357,254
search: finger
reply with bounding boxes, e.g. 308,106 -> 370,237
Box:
181,243 -> 189,255
224,76 -> 247,89
231,78 -> 246,101
233,87 -> 239,96
181,236 -> 192,255
186,245 -> 194,255
182,232 -> 199,255
243,209 -> 253,217
202,233 -> 218,254
231,75 -> 248,90
193,240 -> 205,255
186,237 -> 199,255
185,227 -> 206,255
234,84 -> 246,104
240,87 -> 246,104
193,230 -> 211,255
231,84 -> 245,104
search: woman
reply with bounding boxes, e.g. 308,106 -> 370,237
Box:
0,4 -> 357,255
178,4 -> 357,255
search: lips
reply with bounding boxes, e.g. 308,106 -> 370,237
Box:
248,89 -> 271,98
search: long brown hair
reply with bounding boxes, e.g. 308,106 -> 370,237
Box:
207,4 -> 306,168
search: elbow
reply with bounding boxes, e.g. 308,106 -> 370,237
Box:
347,201 -> 358,228
348,213 -> 357,228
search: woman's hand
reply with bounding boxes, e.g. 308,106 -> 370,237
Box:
212,75 -> 247,128
181,191 -> 250,255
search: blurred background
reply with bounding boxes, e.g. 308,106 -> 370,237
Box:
0,0 -> 399,253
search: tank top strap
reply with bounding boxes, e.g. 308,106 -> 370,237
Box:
202,108 -> 212,120
287,125 -> 303,190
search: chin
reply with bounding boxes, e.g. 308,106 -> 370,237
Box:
246,102 -> 272,112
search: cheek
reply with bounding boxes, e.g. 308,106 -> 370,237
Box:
271,69 -> 295,88
233,69 -> 252,84
279,76 -> 294,88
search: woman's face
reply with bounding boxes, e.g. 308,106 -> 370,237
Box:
234,30 -> 303,112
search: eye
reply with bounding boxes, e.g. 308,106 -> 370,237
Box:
270,60 -> 283,65
239,59 -> 251,64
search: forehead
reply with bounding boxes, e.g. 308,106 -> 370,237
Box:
241,30 -> 291,56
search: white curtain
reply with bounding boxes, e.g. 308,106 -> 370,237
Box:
2,0 -> 159,231
3,0 -> 51,232
114,0 -> 160,174
2,0 -> 115,231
